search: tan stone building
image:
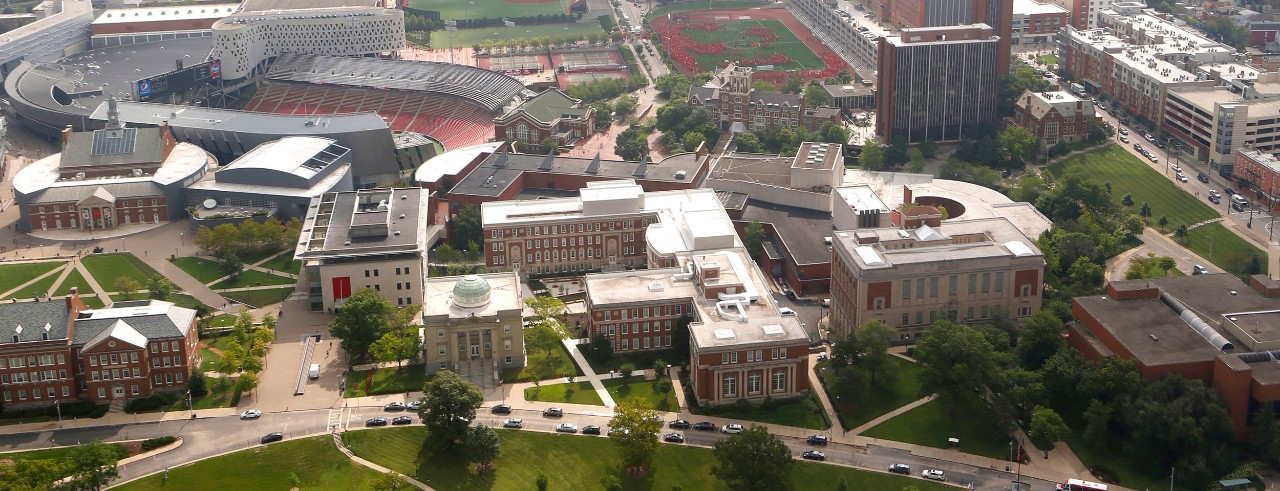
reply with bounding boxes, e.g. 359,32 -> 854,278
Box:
422,273 -> 525,389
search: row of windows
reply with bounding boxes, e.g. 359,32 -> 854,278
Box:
150,340 -> 184,353
617,335 -> 670,351
525,248 -> 609,263
89,352 -> 137,366
489,220 -> 648,238
1,354 -> 64,369
523,235 -> 609,249
596,320 -> 674,335
4,385 -> 70,402
91,367 -> 141,381
433,338 -> 515,356
722,371 -> 787,397
436,324 -> 513,338
36,199 -> 159,214
721,347 -> 789,365
1,369 -> 65,383
602,304 -> 685,320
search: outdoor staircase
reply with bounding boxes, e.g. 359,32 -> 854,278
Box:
108,397 -> 126,413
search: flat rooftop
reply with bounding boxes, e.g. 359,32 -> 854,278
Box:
835,185 -> 887,213
296,188 -> 427,258
833,217 -> 1042,270
715,153 -> 793,187
843,170 -> 1053,239
92,4 -> 239,24
1013,0 -> 1068,15
238,0 -> 384,12
741,200 -> 834,266
452,149 -> 703,198
424,273 -> 522,319
1240,149 -> 1280,174
221,136 -> 344,177
413,141 -> 501,184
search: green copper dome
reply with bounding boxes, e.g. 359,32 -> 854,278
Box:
451,275 -> 492,308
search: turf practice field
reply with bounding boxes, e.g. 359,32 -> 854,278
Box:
685,18 -> 825,70
410,0 -> 566,20
429,21 -> 604,47
650,8 -> 844,77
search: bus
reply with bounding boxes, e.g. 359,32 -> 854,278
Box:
1058,479 -> 1107,491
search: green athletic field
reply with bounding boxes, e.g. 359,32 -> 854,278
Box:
410,0 -> 567,20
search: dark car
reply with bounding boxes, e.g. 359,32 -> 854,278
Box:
663,432 -> 685,443
260,432 -> 284,444
888,463 -> 911,475
391,416 -> 414,425
1209,193 -> 1222,204
543,407 -> 563,417
1198,172 -> 1210,183
801,450 -> 826,461
491,404 -> 512,414
383,402 -> 406,411
692,421 -> 717,431
583,425 -> 601,435
1226,187 -> 1236,196
366,417 -> 388,427
669,419 -> 691,429
806,435 -> 828,446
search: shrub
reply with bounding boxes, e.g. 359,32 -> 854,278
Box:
735,397 -> 753,412
141,436 -> 177,451
125,392 -> 179,413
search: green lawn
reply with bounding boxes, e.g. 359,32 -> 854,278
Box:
0,261 -> 63,295
239,248 -> 286,265
258,252 -> 301,275
344,427 -> 950,491
1061,413 -> 1170,491
210,269 -> 295,289
0,415 -> 52,426
523,381 -> 604,406
206,313 -> 237,328
824,356 -> 925,431
680,19 -> 826,72
501,344 -> 581,383
693,392 -> 830,430
81,295 -> 105,309
7,269 -> 60,300
862,398 -> 1011,460
53,267 -> 92,296
584,348 -> 680,376
409,0 -> 566,20
166,379 -> 239,411
1181,222 -> 1269,279
81,253 -> 161,290
1037,53 -> 1059,65
345,365 -> 429,397
221,287 -> 295,308
168,294 -> 213,312
114,435 -> 382,491
1047,145 -> 1219,228
169,256 -> 227,284
430,22 -> 605,48
646,0 -> 773,19
199,336 -> 237,373
0,443 -> 127,465
603,377 -> 679,412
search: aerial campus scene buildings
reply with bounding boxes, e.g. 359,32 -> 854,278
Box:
0,0 -> 1277,489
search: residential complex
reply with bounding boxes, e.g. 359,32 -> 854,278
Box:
1233,149 -> 1280,211
493,89 -> 596,152
1043,0 -> 1112,29
294,188 -> 436,312
0,291 -> 198,409
877,24 -> 1001,142
1011,0 -> 1069,46
688,64 -> 803,133
1164,72 -> 1280,175
422,273 -> 524,388
1012,90 -> 1098,153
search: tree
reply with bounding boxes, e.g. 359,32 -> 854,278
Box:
370,327 -> 422,367
540,136 -> 560,153
654,73 -> 691,98
1174,223 -> 1188,241
372,471 -> 412,491
63,441 -> 121,491
187,371 -> 209,398
914,320 -> 1002,419
587,335 -> 614,364
535,474 -> 549,491
1029,407 -> 1070,443
711,425 -> 794,491
907,148 -> 925,173
451,205 -> 483,250
524,323 -> 561,363
803,84 -> 832,107
600,475 -> 623,491
682,131 -> 704,151
853,320 -> 896,387
782,71 -> 803,94
608,398 -> 662,473
859,139 -> 886,171
146,275 -> 174,301
1157,215 -> 1169,232
419,370 -> 484,450
1139,201 -> 1152,219
751,79 -> 778,93
918,139 -> 939,158
1250,403 -> 1280,468
743,221 -> 766,260
328,287 -> 395,362
0,457 -> 65,491
1068,256 -> 1103,288
999,125 -> 1037,167
217,339 -> 243,383
114,277 -> 140,300
735,132 -> 762,153
619,362 -> 635,380
465,425 -> 501,471
219,253 -> 243,280
613,95 -> 638,121
615,127 -> 650,162
1015,309 -> 1065,370
235,371 -> 259,395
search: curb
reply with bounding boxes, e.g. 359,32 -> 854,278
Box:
117,437 -> 184,466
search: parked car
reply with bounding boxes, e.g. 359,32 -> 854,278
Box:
491,404 -> 512,414
1177,173 -> 1188,182
1171,163 -> 1181,172
1148,154 -> 1159,163
1119,136 -> 1129,143
406,400 -> 423,411
1193,264 -> 1209,275
663,432 -> 685,443
391,416 -> 414,425
1144,133 -> 1156,142
922,469 -> 946,481
888,463 -> 911,474
693,422 -> 717,431
1209,193 -> 1221,204
801,450 -> 826,461
778,307 -> 797,316
669,419 -> 691,429
366,417 -> 388,427
720,424 -> 744,434
543,407 -> 563,417
384,402 -> 406,411
608,427 -> 630,436
1198,172 -> 1210,183
1118,127 -> 1128,135
503,418 -> 524,428
1225,187 -> 1236,196
806,435 -> 828,446
260,432 -> 284,444
582,425 -> 601,435
239,409 -> 262,420
555,423 -> 579,433
1156,140 -> 1166,148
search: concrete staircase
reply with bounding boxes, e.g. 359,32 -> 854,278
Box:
108,397 -> 126,413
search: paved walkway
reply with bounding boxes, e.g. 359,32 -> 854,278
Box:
334,433 -> 435,490
849,395 -> 933,435
141,254 -> 228,309
561,338 -> 616,408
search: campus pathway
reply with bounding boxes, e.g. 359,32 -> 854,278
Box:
848,395 -> 934,435
561,338 -> 617,407
333,433 -> 435,490
141,255 -> 228,310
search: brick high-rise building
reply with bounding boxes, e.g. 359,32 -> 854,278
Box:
876,24 -> 1001,142
885,0 -> 1012,77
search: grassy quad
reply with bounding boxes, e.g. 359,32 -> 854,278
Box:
81,253 -> 161,290
603,377 -> 679,412
345,364 -> 429,398
210,269 -> 295,289
679,19 -> 826,72
113,435 -> 382,491
0,261 -> 64,295
692,392 -> 830,430
221,287 -> 295,308
6,269 -> 61,300
1047,145 -> 1219,228
53,267 -> 92,296
429,22 -> 605,49
258,252 -> 302,275
501,343 -> 581,383
862,399 -> 1011,460
523,381 -> 604,406
343,427 -> 950,491
0,443 -> 127,463
1181,222 -> 1269,278
824,355 -> 925,431
169,257 -> 228,284
409,0 -> 566,20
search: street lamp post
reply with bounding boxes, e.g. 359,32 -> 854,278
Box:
54,399 -> 62,428
179,232 -> 184,247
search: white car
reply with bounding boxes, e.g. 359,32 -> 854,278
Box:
555,423 -> 578,433
721,423 -> 744,434
1177,173 -> 1188,182
1119,136 -> 1129,143
922,469 -> 946,481
1171,163 -> 1181,172
239,409 -> 262,420
503,418 -> 523,428
778,307 -> 797,316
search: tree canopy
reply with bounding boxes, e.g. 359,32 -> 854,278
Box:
914,320 -> 1003,418
419,370 -> 484,450
328,288 -> 412,362
608,398 -> 663,472
711,425 -> 794,491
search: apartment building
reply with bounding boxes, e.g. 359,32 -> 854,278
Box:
481,180 -> 737,276
1012,90 -> 1098,153
785,0 -> 886,72
1012,0 -> 1069,45
1233,150 -> 1280,211
294,188 -> 434,312
1163,74 -> 1280,176
0,291 -> 198,409
1043,0 -> 1112,29
877,24 -> 1001,142
421,273 -> 524,386
829,217 -> 1045,340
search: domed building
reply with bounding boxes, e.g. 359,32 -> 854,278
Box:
422,272 -> 525,387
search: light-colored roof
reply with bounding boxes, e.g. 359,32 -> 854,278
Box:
834,217 -> 1043,270
414,141 -> 501,184
15,143 -> 211,203
424,272 -> 522,319
81,319 -> 147,351
835,185 -> 888,212
841,170 -> 1053,239
221,136 -> 341,178
1013,0 -> 1068,16
93,4 -> 239,24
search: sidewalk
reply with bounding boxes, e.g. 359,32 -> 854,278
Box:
333,433 -> 434,490
561,338 -> 616,408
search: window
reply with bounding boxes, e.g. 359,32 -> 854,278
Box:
130,352 -> 138,363
995,272 -> 1004,293
110,354 -> 119,364
132,368 -> 139,377
173,356 -> 181,366
61,386 -> 69,397
902,313 -> 910,326
981,306 -> 989,318
773,371 -> 786,392
731,352 -> 738,363
161,343 -> 168,353
165,373 -> 173,384
968,274 -> 977,294
89,357 -> 97,367
873,297 -> 884,310
150,344 -> 158,353
92,371 -> 100,381
2,392 -> 8,402
930,277 -> 939,298
437,344 -> 446,355
437,329 -> 445,338
982,273 -> 990,294
748,374 -> 761,394
966,307 -> 975,320
504,340 -> 511,351
721,353 -> 730,364
901,279 -> 910,299
949,275 -> 957,295
723,375 -> 736,396
96,388 -> 104,399
643,337 -> 650,349
916,279 -> 925,299
131,385 -> 139,395
1021,284 -> 1032,297
622,339 -> 629,350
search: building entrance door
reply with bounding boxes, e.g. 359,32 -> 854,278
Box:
113,386 -> 124,398
470,345 -> 480,359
